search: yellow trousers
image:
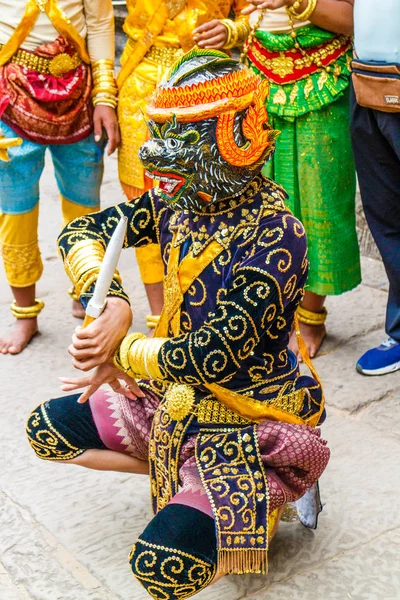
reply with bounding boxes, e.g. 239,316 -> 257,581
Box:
0,197 -> 98,288
121,183 -> 164,285
118,55 -> 171,287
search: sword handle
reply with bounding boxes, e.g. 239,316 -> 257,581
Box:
83,314 -> 96,328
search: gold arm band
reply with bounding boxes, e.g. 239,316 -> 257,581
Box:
93,100 -> 117,109
11,298 -> 44,319
114,333 -> 166,380
297,305 -> 327,326
64,239 -> 121,298
146,314 -> 161,330
91,60 -> 118,106
286,0 -> 318,21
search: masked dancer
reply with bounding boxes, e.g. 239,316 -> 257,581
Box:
27,50 -> 330,599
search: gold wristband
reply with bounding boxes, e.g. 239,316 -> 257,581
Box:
115,335 -> 166,380
297,305 -> 327,326
64,239 -> 121,297
221,19 -> 238,50
93,99 -> 118,109
287,0 -> 318,21
115,332 -> 147,375
10,298 -> 44,319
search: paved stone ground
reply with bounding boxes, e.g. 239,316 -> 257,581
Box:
1,153 -> 400,600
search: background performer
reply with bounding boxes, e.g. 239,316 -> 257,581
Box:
0,0 -> 119,354
243,0 -> 361,358
117,0 -> 251,325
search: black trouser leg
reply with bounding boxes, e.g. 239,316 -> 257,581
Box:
350,84 -> 400,341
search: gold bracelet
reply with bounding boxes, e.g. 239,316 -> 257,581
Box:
146,314 -> 161,330
91,59 -> 114,71
220,19 -> 238,50
10,298 -> 44,319
92,85 -> 118,97
235,19 -> 251,46
143,338 -> 166,379
114,332 -> 147,374
93,99 -> 118,109
297,304 -> 327,326
286,0 -> 318,22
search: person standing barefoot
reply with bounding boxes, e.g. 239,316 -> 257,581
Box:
0,0 -> 119,354
243,0 -> 361,358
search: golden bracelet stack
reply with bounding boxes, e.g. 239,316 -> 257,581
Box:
10,299 -> 44,319
286,0 -> 318,22
114,333 -> 166,380
91,59 -> 118,109
297,305 -> 327,326
221,19 -> 250,50
64,239 -> 122,298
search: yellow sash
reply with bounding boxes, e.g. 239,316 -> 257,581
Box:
117,0 -> 170,89
0,0 -> 89,68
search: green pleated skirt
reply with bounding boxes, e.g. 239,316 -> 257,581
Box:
263,90 -> 361,296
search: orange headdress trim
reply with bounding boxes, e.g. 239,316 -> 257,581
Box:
146,58 -> 278,168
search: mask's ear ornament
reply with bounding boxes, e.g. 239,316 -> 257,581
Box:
216,79 -> 278,167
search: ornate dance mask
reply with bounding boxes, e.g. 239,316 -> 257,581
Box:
139,49 -> 278,211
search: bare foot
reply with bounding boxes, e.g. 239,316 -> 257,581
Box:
289,322 -> 326,361
0,318 -> 38,354
72,299 -> 85,319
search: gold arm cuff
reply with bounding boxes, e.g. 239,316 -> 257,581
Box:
114,332 -> 147,374
286,0 -> 318,21
146,314 -> 161,330
11,298 -> 44,319
115,334 -> 167,380
297,305 -> 328,326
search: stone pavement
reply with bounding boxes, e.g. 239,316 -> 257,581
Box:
1,153 -> 399,600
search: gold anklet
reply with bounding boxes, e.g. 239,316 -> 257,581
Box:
297,305 -> 327,326
68,286 -> 79,302
11,299 -> 44,319
146,314 -> 161,330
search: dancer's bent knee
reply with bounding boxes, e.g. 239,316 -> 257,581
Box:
26,394 -> 106,461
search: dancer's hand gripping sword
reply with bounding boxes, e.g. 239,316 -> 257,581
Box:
82,216 -> 128,328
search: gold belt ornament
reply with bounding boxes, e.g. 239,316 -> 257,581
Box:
127,39 -> 184,69
1,44 -> 81,77
164,383 -> 307,424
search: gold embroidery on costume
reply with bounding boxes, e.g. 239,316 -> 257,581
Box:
26,403 -> 83,461
196,426 -> 269,575
0,240 -> 43,287
149,401 -> 195,513
130,538 -> 216,599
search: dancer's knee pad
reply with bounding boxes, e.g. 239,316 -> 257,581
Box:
130,504 -> 217,599
26,394 -> 106,461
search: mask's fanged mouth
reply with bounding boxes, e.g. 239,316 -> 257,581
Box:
146,170 -> 186,198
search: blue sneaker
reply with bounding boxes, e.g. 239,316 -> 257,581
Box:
356,338 -> 400,376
